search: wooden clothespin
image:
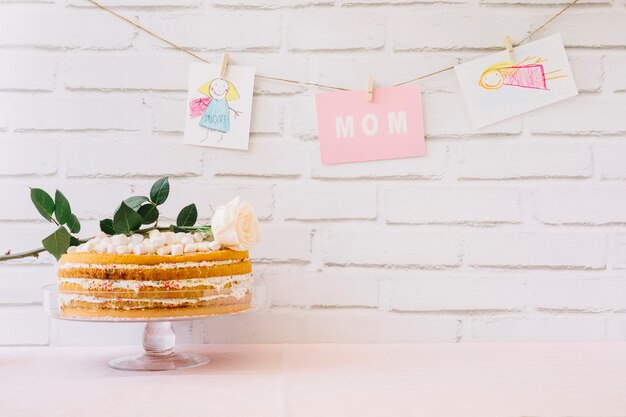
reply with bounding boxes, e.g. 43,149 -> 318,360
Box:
219,53 -> 230,79
367,75 -> 374,102
503,36 -> 515,62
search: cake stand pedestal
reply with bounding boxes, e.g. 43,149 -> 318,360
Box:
43,283 -> 267,371
108,321 -> 208,371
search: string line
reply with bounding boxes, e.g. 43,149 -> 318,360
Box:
86,0 -> 578,91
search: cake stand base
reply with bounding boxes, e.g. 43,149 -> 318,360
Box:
108,321 -> 209,371
108,352 -> 209,371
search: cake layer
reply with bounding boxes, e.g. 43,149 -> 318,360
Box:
58,259 -> 251,281
60,250 -> 248,266
58,274 -> 252,299
60,300 -> 251,319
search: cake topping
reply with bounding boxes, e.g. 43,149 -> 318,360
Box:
71,230 -> 222,256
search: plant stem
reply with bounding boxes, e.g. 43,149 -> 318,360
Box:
0,226 -> 172,262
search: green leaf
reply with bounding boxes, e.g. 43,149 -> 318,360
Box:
30,188 -> 55,222
99,219 -> 115,235
113,202 -> 143,235
54,190 -> 72,225
67,214 -> 81,234
176,204 -> 198,227
42,226 -> 71,260
124,196 -> 150,211
149,177 -> 170,206
69,236 -> 80,247
137,203 -> 159,225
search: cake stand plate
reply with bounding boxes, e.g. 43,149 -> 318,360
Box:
43,282 -> 268,371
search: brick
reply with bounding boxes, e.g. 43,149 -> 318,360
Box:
469,316 -> 606,342
533,276 -> 626,311
65,136 -> 203,178
392,12 -> 535,50
423,93 -> 522,136
159,182 -> 274,221
286,96 -> 318,140
611,233 -> 626,269
285,12 -> 385,51
207,140 -> 308,177
197,309 -> 303,343
0,306 -> 48,345
323,228 -> 461,267
549,14 -> 626,48
251,97 -> 283,134
251,55 -> 309,95
0,181 -> 131,221
256,265 -> 380,308
481,0 -> 607,4
276,184 -> 377,221
65,55 -> 190,91
50,321 -> 145,346
141,13 -> 280,50
0,56 -> 56,91
0,265 -> 55,304
534,186 -> 626,225
67,0 -> 200,5
212,0 -> 331,7
529,96 -> 626,135
458,140 -> 592,179
466,232 -> 606,269
385,186 -> 521,225
311,141 -> 447,179
610,57 -> 626,92
150,96 -> 186,133
597,140 -> 626,179
0,11 -> 135,49
297,310 -> 459,343
253,225 -> 312,262
0,135 -> 57,176
9,96 -> 144,131
0,224 -> 58,265
391,274 -> 526,311
308,55 -> 459,94
569,57 -> 604,93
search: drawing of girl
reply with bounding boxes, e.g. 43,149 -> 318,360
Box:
189,78 -> 241,140
478,56 -> 567,91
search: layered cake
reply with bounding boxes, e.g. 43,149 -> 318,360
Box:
57,231 -> 253,319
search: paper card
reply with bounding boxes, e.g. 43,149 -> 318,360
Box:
455,34 -> 578,128
315,85 -> 425,165
184,62 -> 255,150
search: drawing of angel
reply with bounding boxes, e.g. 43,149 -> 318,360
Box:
189,78 -> 242,140
478,56 -> 567,91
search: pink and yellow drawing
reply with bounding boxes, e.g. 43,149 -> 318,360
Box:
478,56 -> 567,91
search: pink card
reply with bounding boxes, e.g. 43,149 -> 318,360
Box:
315,85 -> 425,165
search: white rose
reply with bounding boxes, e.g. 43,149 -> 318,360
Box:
211,197 -> 260,251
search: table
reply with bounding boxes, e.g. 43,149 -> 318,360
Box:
1,343 -> 625,417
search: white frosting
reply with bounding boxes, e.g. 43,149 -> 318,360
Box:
59,273 -> 252,292
59,259 -> 244,270
59,287 -> 250,308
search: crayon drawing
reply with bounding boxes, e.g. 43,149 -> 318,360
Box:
184,63 -> 254,150
455,34 -> 578,128
479,56 -> 567,91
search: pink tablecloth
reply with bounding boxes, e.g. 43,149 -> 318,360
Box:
1,343 -> 625,417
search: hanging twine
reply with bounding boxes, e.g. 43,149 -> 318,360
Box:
87,0 -> 578,91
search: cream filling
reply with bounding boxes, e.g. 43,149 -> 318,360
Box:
58,274 -> 252,292
59,287 -> 250,308
59,259 -> 244,270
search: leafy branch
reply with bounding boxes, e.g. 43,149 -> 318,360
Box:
0,177 -> 209,263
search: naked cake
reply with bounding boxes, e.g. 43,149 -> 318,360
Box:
57,196 -> 261,319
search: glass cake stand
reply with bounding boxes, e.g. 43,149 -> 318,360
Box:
43,281 -> 268,371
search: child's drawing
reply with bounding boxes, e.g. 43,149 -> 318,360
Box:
478,57 -> 566,91
455,34 -> 578,129
184,63 -> 255,150
189,78 -> 242,141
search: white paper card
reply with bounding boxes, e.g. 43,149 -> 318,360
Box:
455,34 -> 578,128
184,62 -> 255,150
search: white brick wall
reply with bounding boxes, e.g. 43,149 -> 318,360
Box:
1,0 -> 625,345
